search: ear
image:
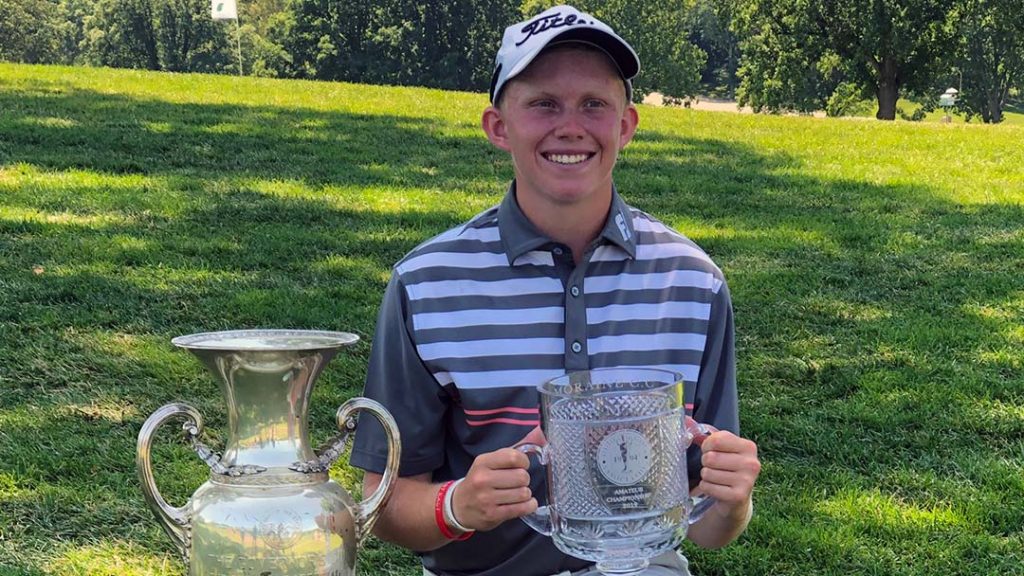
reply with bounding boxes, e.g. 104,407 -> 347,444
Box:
618,103 -> 639,150
481,105 -> 511,152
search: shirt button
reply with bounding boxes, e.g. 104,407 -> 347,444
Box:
571,341 -> 582,353
570,286 -> 580,297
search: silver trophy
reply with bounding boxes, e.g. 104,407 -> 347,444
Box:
136,330 -> 400,575
517,368 -> 715,576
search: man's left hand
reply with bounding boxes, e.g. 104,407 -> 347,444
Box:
696,431 -> 760,515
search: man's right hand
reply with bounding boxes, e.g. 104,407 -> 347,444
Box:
450,446 -> 537,532
362,426 -> 545,551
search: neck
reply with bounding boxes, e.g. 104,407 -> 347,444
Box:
516,184 -> 612,263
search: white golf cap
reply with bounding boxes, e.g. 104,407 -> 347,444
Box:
488,5 -> 640,104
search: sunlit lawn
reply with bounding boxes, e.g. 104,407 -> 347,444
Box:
1,63 -> 1023,576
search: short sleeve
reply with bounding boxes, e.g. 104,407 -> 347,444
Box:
350,273 -> 450,476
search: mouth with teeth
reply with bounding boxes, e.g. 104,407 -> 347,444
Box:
543,152 -> 594,165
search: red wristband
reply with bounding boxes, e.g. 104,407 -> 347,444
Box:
435,480 -> 473,541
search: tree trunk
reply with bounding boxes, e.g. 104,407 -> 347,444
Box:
987,91 -> 1003,123
874,57 -> 899,120
875,82 -> 898,120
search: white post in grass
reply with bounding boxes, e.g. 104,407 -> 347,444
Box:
212,0 -> 243,76
235,17 -> 244,77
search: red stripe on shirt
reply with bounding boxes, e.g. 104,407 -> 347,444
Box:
463,407 -> 540,416
467,417 -> 541,427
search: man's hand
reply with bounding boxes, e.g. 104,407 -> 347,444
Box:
451,426 -> 544,531
696,430 -> 760,511
686,427 -> 760,549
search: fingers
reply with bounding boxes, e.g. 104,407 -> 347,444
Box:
701,450 -> 755,473
695,431 -> 761,507
453,448 -> 537,532
468,464 -> 531,491
700,430 -> 757,456
480,446 -> 532,470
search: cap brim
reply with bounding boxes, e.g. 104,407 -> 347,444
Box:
545,27 -> 640,80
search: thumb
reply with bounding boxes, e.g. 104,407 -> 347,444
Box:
685,416 -> 716,448
516,425 -> 547,448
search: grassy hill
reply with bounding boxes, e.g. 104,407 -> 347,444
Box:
1,63 -> 1023,576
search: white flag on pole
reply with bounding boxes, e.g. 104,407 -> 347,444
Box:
211,0 -> 237,20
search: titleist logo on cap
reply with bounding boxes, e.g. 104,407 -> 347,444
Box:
516,12 -> 594,46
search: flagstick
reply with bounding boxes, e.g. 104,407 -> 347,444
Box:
234,17 -> 243,76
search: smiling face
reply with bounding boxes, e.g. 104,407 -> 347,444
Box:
482,45 -> 639,219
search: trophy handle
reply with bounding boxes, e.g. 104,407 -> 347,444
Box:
514,443 -> 553,535
336,397 -> 402,542
136,402 -> 202,562
685,417 -> 718,524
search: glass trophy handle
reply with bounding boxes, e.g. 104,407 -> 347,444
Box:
514,443 -> 553,535
685,417 -> 718,524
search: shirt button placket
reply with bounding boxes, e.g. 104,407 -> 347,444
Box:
563,264 -> 588,370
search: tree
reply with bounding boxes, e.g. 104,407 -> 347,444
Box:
0,0 -> 64,63
734,0 -> 953,120
58,0 -> 96,64
81,0 -> 230,72
284,0 -> 517,90
951,0 -> 1024,123
83,0 -> 160,69
361,0 -> 516,90
687,0 -> 740,98
155,0 -> 229,72
281,0 -> 370,79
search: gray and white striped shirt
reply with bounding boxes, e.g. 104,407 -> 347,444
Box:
352,183 -> 737,576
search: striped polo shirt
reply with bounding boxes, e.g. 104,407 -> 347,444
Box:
351,183 -> 738,576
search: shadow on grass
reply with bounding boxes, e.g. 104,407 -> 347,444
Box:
0,76 -> 1022,575
0,78 -> 505,191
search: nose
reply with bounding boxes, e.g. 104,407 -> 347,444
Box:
553,110 -> 586,140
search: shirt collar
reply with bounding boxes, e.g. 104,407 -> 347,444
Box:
498,181 -> 637,265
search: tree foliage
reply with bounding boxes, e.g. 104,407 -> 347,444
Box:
6,0 -> 1019,120
155,0 -> 231,71
2,0 -> 711,99
0,0 -> 65,63
283,0 -> 516,90
734,0 -> 953,119
687,0 -> 740,98
82,0 -> 160,69
950,0 -> 1024,123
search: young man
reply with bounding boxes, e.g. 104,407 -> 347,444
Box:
351,5 -> 761,575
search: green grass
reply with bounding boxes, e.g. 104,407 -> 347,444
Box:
1,63 -> 1023,576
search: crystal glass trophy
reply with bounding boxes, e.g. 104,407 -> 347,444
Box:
517,368 -> 715,576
